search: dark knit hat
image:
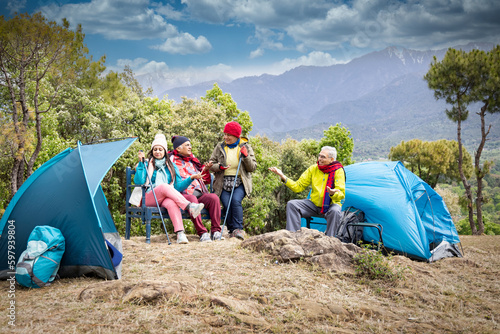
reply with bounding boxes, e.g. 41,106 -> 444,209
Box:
223,121 -> 242,138
171,135 -> 189,150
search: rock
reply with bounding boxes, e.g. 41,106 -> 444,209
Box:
343,243 -> 362,253
280,291 -> 299,302
210,295 -> 261,316
241,229 -> 294,253
279,243 -> 306,260
122,281 -> 183,304
231,313 -> 270,328
358,304 -> 398,319
78,277 -> 197,304
78,280 -> 133,302
327,303 -> 349,316
242,228 -> 360,272
307,252 -> 355,274
293,300 -> 348,320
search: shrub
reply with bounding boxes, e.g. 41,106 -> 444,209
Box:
456,216 -> 500,235
353,245 -> 409,282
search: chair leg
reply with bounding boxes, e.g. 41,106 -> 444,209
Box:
146,219 -> 151,244
125,214 -> 131,240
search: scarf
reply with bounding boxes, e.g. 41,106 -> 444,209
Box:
171,150 -> 203,170
318,161 -> 344,214
148,157 -> 175,187
170,150 -> 210,193
226,138 -> 240,149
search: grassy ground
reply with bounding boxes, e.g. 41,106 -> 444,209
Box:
1,234 -> 499,333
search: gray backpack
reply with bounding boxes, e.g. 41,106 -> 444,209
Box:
335,207 -> 365,244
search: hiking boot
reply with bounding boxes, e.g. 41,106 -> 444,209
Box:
232,229 -> 245,240
188,203 -> 204,219
211,231 -> 224,241
176,231 -> 189,244
199,232 -> 212,242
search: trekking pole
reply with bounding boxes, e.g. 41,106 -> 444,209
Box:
220,154 -> 243,240
140,152 -> 172,245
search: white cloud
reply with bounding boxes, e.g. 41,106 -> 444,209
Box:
284,0 -> 500,51
182,0 -> 500,53
111,59 -> 235,92
138,60 -> 170,74
116,58 -> 154,72
6,0 -> 27,15
151,33 -> 212,54
249,48 -> 264,59
249,27 -> 286,51
275,51 -> 343,72
182,0 -> 329,26
152,2 -> 186,21
38,0 -> 177,40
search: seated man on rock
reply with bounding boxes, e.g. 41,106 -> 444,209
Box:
268,146 -> 345,237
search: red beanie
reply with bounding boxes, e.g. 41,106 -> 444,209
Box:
223,121 -> 242,138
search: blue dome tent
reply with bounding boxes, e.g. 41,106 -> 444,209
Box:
0,138 -> 136,280
343,161 -> 462,262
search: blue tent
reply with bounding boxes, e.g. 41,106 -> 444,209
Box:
0,138 -> 136,280
342,161 -> 461,261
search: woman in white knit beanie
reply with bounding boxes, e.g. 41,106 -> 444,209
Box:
134,134 -> 205,244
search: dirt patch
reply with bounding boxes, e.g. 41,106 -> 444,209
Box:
1,232 -> 499,333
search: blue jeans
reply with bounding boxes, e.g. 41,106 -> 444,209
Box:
220,183 -> 246,232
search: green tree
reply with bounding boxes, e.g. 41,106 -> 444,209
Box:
318,123 -> 354,166
424,46 -> 500,234
0,13 -> 86,196
202,83 -> 253,136
389,139 -> 473,188
242,135 -> 282,233
435,185 -> 462,220
169,98 -> 226,162
120,65 -> 152,101
270,138 -> 317,230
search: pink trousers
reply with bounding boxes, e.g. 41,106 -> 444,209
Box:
144,183 -> 190,232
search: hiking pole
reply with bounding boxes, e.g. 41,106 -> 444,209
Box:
140,152 -> 172,245
220,154 -> 243,240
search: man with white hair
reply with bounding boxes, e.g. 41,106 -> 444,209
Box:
268,146 -> 345,237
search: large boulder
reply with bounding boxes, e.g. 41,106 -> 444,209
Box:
241,228 -> 360,274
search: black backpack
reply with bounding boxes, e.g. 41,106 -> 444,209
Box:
335,207 -> 365,244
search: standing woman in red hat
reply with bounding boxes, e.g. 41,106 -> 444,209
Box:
209,121 -> 257,239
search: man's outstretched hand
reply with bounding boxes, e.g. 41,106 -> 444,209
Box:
268,167 -> 286,181
326,186 -> 340,196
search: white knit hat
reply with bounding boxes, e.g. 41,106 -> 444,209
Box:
151,133 -> 169,152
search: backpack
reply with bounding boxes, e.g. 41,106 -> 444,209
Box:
16,226 -> 65,288
335,207 -> 365,244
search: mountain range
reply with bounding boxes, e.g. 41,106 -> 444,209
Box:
137,42 -> 499,160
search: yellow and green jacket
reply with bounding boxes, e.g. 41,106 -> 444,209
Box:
285,164 -> 345,207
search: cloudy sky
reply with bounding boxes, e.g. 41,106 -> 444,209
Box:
3,0 -> 500,86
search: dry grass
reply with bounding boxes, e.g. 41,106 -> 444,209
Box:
1,234 -> 499,333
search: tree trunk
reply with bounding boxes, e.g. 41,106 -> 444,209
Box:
26,80 -> 44,178
456,108 -> 476,234
474,105 -> 491,235
10,159 -> 21,197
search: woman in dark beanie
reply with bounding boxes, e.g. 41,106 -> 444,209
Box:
209,121 -> 257,239
169,135 -> 222,242
134,134 -> 205,244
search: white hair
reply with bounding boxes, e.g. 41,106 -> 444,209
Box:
321,146 -> 337,160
